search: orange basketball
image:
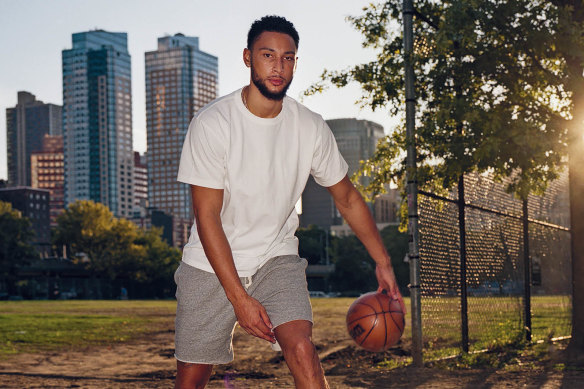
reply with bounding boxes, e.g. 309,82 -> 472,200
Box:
346,291 -> 405,352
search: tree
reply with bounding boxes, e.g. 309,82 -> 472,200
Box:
0,201 -> 37,295
91,217 -> 143,279
53,200 -> 114,264
328,227 -> 409,294
380,225 -> 409,292
307,0 -> 567,199
53,200 -> 140,279
53,200 -> 181,297
296,225 -> 328,265
134,227 -> 182,298
329,234 -> 377,294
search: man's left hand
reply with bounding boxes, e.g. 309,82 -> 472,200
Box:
375,262 -> 406,315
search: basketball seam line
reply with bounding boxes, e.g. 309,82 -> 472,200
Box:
346,311 -> 403,326
374,294 -> 388,348
359,312 -> 379,347
388,310 -> 405,332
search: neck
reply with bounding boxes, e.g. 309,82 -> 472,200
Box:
243,84 -> 284,118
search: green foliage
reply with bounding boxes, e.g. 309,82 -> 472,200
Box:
296,225 -> 329,265
308,0 -> 569,201
53,201 -> 140,279
329,225 -> 409,294
376,357 -> 412,369
380,224 -> 409,292
52,200 -> 115,264
0,201 -> 37,295
52,201 -> 180,292
135,227 -> 182,297
329,234 -> 377,294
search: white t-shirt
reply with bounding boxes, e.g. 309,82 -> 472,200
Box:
177,87 -> 348,277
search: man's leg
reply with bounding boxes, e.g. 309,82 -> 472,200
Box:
274,320 -> 329,389
175,361 -> 213,389
174,263 -> 238,388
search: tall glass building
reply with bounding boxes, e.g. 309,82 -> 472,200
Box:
62,30 -> 133,218
145,34 -> 218,229
6,91 -> 61,188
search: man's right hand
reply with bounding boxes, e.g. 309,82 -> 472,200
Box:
190,184 -> 276,344
231,294 -> 276,343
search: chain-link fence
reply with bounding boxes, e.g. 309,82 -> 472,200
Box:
417,172 -> 571,357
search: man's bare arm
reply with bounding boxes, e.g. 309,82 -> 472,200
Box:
190,185 -> 275,343
326,176 -> 406,312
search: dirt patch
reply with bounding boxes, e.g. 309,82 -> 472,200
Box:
0,314 -> 583,388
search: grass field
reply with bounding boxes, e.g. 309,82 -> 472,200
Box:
0,295 -> 571,360
0,300 -> 176,356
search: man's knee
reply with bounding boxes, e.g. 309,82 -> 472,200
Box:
284,335 -> 318,362
175,361 -> 213,389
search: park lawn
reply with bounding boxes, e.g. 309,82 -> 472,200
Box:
530,295 -> 572,340
0,298 -> 410,359
0,295 -> 570,362
0,300 -> 176,357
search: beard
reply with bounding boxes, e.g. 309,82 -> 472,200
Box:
251,61 -> 293,101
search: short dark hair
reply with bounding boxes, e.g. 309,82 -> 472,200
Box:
247,15 -> 299,50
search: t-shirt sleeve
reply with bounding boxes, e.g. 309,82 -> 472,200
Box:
310,120 -> 349,187
177,116 -> 225,189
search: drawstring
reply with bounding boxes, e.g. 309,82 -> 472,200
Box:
242,276 -> 252,289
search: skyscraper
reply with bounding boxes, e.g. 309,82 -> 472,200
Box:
62,30 -> 133,218
6,91 -> 62,187
328,118 -> 385,177
145,34 -> 218,230
300,118 -> 385,229
31,134 -> 65,226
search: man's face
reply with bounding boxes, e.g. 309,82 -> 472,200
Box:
245,31 -> 297,101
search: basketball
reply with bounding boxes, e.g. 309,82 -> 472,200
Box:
346,290 -> 405,352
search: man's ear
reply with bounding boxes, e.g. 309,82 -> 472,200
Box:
243,48 -> 251,68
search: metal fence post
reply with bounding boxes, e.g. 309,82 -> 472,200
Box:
523,198 -> 532,341
403,0 -> 423,367
458,175 -> 469,352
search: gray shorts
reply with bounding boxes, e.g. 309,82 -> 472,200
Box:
174,255 -> 312,364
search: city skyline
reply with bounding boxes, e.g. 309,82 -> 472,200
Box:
0,0 -> 400,181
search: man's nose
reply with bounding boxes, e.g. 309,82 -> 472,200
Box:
273,58 -> 284,73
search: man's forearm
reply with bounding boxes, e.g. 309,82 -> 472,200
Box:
335,191 -> 392,266
195,211 -> 248,303
328,177 -> 392,267
333,181 -> 405,303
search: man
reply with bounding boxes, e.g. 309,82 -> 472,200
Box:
175,15 -> 404,389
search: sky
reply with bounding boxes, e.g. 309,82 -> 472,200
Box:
0,0 -> 401,181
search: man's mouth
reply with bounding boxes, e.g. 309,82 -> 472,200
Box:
268,77 -> 284,86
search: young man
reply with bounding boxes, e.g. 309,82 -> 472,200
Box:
175,15 -> 404,389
